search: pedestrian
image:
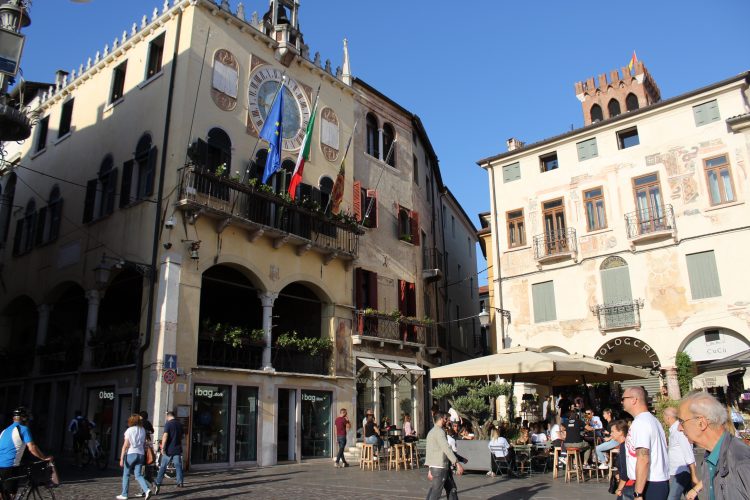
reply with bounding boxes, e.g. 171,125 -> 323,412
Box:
153,411 -> 184,494
425,411 -> 464,500
68,410 -> 95,467
139,411 -> 155,483
678,391 -> 750,500
0,407 -> 53,499
622,386 -> 669,500
334,408 -> 350,468
661,407 -> 699,500
117,413 -> 153,500
608,419 -> 630,500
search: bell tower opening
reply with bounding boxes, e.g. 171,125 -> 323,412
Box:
262,0 -> 304,66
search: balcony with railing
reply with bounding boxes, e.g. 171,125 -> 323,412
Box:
177,165 -> 361,261
273,349 -> 330,376
89,339 -> 138,369
590,299 -> 644,332
197,333 -> 264,370
422,247 -> 444,282
624,205 -> 676,244
532,228 -> 577,264
352,310 -> 437,349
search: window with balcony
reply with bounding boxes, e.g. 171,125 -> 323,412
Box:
704,154 -> 736,206
584,187 -> 607,231
686,250 -> 722,299
632,173 -> 665,233
145,33 -> 165,78
540,152 -> 558,172
617,127 -> 640,149
110,60 -> 127,103
532,281 -> 556,323
506,209 -> 526,248
355,268 -> 378,310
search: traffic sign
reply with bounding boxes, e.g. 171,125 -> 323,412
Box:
163,369 -> 177,385
164,354 -> 177,370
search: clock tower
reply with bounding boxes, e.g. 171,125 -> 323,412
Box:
262,0 -> 303,67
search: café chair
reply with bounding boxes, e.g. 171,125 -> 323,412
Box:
564,447 -> 583,484
360,443 -> 380,471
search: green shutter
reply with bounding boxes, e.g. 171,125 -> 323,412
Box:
502,162 -> 521,183
532,281 -> 557,323
686,251 -> 722,299
693,100 -> 721,127
601,266 -> 633,304
577,138 -> 598,161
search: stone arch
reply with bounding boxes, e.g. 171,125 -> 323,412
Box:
273,275 -> 334,304
198,257 -> 269,292
594,336 -> 661,370
540,345 -> 569,354
677,326 -> 750,364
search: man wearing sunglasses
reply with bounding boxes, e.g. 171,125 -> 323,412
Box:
622,387 -> 669,499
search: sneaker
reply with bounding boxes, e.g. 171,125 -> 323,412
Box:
583,464 -> 594,470
343,462 -> 350,467
598,463 -> 609,470
145,491 -> 152,500
334,462 -> 340,468
153,484 -> 160,494
486,471 -> 496,477
116,496 -> 128,500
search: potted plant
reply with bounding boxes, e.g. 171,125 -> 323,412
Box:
276,330 -> 333,356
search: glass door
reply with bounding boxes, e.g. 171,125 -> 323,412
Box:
277,388 -> 296,462
235,386 -> 258,462
633,173 -> 664,234
191,384 -> 231,465
542,199 -> 566,255
301,390 -> 331,458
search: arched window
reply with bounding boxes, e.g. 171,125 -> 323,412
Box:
250,148 -> 268,182
134,134 -> 156,199
590,104 -> 603,123
271,159 -> 296,195
319,176 -> 333,209
207,128 -> 232,175
626,93 -> 639,111
599,256 -> 635,326
382,123 -> 396,168
607,99 -> 621,118
365,113 -> 379,158
13,198 -> 36,256
83,155 -> 118,223
398,206 -> 411,239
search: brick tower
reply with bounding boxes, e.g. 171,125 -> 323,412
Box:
574,60 -> 661,126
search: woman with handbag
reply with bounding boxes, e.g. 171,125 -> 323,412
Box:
117,414 -> 153,500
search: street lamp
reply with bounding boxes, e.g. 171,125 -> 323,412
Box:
94,253 -> 153,289
478,306 -> 511,327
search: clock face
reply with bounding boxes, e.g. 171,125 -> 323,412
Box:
248,67 -> 311,151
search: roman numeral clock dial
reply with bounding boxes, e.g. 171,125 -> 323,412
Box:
248,67 -> 311,151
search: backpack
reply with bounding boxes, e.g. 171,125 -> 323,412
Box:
75,417 -> 91,439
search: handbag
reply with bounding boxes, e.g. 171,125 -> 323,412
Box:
608,472 -> 618,494
145,445 -> 155,465
48,461 -> 61,487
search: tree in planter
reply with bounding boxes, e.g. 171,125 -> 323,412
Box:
432,378 -> 511,440
675,351 -> 693,398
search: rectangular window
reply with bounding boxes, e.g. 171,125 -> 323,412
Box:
686,250 -> 722,299
632,173 -> 665,232
693,99 -> 721,127
502,162 -> 520,183
359,188 -> 378,228
145,33 -> 165,78
540,152 -> 559,172
506,209 -> 526,248
704,154 -> 735,205
704,330 -> 721,343
617,127 -> 640,149
355,268 -> 378,309
451,215 -> 455,238
35,116 -> 48,153
584,187 -> 607,231
110,61 -> 127,103
58,99 -> 74,137
576,137 -> 598,161
532,281 -> 557,323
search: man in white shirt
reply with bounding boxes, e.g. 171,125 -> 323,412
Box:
622,387 -> 669,500
661,407 -> 698,500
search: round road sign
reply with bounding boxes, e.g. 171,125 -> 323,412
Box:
163,368 -> 177,385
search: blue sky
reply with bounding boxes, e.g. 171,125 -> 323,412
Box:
16,0 -> 750,284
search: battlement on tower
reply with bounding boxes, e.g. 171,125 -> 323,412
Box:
574,60 -> 661,126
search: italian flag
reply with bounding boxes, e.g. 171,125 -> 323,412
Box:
288,96 -> 319,200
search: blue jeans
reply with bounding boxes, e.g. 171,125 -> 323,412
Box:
122,453 -> 151,497
336,437 -> 348,464
668,471 -> 692,500
365,435 -> 382,449
595,439 -> 619,463
155,454 -> 184,486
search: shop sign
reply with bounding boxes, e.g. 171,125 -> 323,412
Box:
301,393 -> 327,403
194,385 -> 224,399
98,390 -> 115,400
595,337 -> 661,369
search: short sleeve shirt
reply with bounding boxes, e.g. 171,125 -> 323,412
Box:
624,411 -> 669,482
334,416 -> 349,437
163,419 -> 184,456
667,420 -> 695,475
364,421 -> 377,438
0,422 -> 33,467
124,426 -> 146,455
564,419 -> 584,443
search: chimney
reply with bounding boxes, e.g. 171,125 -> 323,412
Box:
506,138 -> 525,151
55,70 -> 69,86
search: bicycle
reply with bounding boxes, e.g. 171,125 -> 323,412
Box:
1,460 -> 56,500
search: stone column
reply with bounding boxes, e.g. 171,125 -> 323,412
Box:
665,366 -> 681,400
32,304 -> 52,374
82,290 -> 100,369
258,291 -> 278,371
378,128 -> 384,161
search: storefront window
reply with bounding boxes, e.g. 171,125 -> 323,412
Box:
396,377 -> 413,429
87,386 -> 115,454
356,375 -> 374,438
301,390 -> 331,458
235,386 -> 258,462
192,384 -> 231,464
379,383 -> 393,426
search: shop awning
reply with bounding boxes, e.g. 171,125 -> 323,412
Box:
381,360 -> 408,375
358,357 -> 387,373
693,368 -> 743,389
401,362 -> 426,376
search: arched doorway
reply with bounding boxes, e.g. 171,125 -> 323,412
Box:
680,327 -> 750,364
272,282 -> 325,374
95,269 -> 144,368
595,337 -> 661,397
44,283 -> 86,374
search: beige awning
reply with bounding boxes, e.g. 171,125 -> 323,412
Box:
381,360 -> 408,375
401,362 -> 426,376
693,368 -> 742,389
358,357 -> 387,373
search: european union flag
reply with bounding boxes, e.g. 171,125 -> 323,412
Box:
260,84 -> 284,184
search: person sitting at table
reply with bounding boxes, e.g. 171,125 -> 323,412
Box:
515,426 -> 530,445
487,427 -> 514,477
403,414 -> 417,443
459,425 -> 475,440
530,423 -> 548,444
381,416 -> 393,432
364,414 -> 383,450
563,410 -> 592,468
444,418 -> 459,452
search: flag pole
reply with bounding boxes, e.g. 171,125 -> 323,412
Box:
361,139 -> 396,226
288,84 -> 321,200
324,119 -> 359,214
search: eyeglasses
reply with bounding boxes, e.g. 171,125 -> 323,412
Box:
677,416 -> 702,426
620,396 -> 635,402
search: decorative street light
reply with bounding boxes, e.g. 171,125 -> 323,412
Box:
478,306 -> 511,328
94,253 -> 153,289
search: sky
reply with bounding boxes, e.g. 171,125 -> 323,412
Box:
15,0 -> 750,285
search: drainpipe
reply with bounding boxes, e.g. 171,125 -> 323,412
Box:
134,7 -> 183,411
487,166 -> 506,351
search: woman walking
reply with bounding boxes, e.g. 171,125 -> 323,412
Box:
117,414 -> 153,500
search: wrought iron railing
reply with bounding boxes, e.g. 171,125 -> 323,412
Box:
590,299 -> 644,331
353,310 -> 437,348
38,350 -> 81,374
178,166 -> 360,257
197,335 -> 264,370
624,205 -> 675,239
90,339 -> 138,369
533,228 -> 577,260
273,349 -> 330,376
422,247 -> 444,271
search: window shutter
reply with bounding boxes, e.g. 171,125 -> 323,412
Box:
686,251 -> 722,299
502,162 -> 520,183
366,189 -> 378,227
707,100 -> 721,123
49,199 -> 62,242
410,210 -> 420,246
35,206 -> 47,245
120,160 -> 134,207
83,179 -> 97,223
693,103 -> 706,127
693,100 -> 720,127
144,146 -> 158,197
24,212 -> 36,253
12,218 -> 22,255
577,138 -> 598,161
532,281 -> 557,323
353,180 -> 361,221
368,270 -> 378,309
104,168 -> 118,215
601,266 -> 633,304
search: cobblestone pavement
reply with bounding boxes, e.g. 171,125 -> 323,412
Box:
49,460 -> 618,500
